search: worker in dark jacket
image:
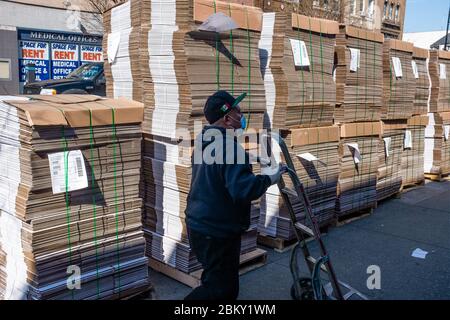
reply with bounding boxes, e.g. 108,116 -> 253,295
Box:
184,90 -> 284,300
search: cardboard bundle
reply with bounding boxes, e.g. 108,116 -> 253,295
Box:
429,50 -> 450,113
114,0 -> 269,274
335,26 -> 384,123
0,95 -> 149,300
103,1 -> 144,102
412,47 -> 430,115
376,121 -> 404,201
424,112 -> 450,175
382,39 -> 415,120
259,126 -> 340,239
402,115 -> 428,186
336,122 -> 381,216
140,0 -> 266,138
259,12 -> 338,129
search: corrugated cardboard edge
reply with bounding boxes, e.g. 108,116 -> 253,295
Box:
438,50 -> 450,61
408,115 -> 429,126
290,126 -> 340,147
385,39 -> 414,53
340,24 -> 384,43
5,96 -> 144,127
194,0 -> 263,32
291,13 -> 339,35
413,47 -> 429,59
381,120 -> 408,134
340,122 -> 382,138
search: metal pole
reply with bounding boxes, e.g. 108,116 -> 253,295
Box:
445,3 -> 450,50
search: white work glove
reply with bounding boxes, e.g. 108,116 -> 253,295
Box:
267,164 -> 287,185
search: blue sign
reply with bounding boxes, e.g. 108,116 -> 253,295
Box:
18,29 -> 103,85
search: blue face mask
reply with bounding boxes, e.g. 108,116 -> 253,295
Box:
240,115 -> 247,130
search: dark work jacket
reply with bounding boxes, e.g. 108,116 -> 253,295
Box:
185,126 -> 272,238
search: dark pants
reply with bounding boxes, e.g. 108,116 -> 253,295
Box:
184,228 -> 241,300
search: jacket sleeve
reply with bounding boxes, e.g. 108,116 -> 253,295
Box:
222,163 -> 272,203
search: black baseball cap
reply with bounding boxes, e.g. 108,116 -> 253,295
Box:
204,90 -> 247,124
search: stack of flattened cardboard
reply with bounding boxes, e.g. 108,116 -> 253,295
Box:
336,122 -> 381,216
259,12 -> 338,129
382,39 -> 415,120
402,115 -> 428,186
0,95 -> 149,300
412,47 -> 430,115
108,0 -> 267,274
424,112 -> 450,176
376,121 -> 404,201
335,25 -> 384,123
429,50 -> 450,113
259,126 -> 340,239
103,1 -> 144,102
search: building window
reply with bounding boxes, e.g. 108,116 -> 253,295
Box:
368,0 -> 375,17
351,0 -> 357,15
395,4 -> 400,22
389,2 -> 394,20
359,0 -> 364,14
0,59 -> 11,81
383,0 -> 388,18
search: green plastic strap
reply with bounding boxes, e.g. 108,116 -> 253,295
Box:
245,8 -> 252,130
295,14 -> 306,126
88,110 -> 101,299
318,21 -> 325,124
228,4 -> 234,95
214,1 -> 220,90
111,107 -> 122,297
307,18 -> 315,127
61,125 -> 75,300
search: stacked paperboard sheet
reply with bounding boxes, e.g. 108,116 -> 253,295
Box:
382,40 -> 415,120
402,115 -> 428,186
259,12 -> 338,129
424,112 -> 450,175
103,1 -> 144,102
140,0 -> 266,137
412,47 -> 430,115
429,50 -> 450,113
259,126 -> 340,239
104,0 -> 268,274
0,95 -> 149,300
335,26 -> 384,123
376,121 -> 404,201
336,122 -> 381,216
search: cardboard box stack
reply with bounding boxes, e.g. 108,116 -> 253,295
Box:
335,26 -> 384,123
104,0 -> 267,274
103,0 -> 144,103
382,40 -> 415,120
423,50 -> 450,178
258,11 -> 339,240
336,122 -> 380,216
424,112 -> 450,177
412,47 -> 430,116
376,122 -> 405,201
0,95 -> 149,300
402,115 -> 428,186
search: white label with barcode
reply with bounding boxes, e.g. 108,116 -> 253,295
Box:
349,48 -> 360,72
392,57 -> 403,78
440,63 -> 447,80
290,39 -> 310,67
411,60 -> 419,79
48,150 -> 88,194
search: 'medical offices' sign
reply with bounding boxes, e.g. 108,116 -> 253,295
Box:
18,29 -> 103,83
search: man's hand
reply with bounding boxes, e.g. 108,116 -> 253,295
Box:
267,164 -> 288,185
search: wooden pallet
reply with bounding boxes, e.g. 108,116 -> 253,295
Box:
376,190 -> 402,205
257,224 -> 330,253
425,173 -> 450,182
401,180 -> 425,193
334,207 -> 374,227
149,248 -> 267,288
257,234 -> 299,253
